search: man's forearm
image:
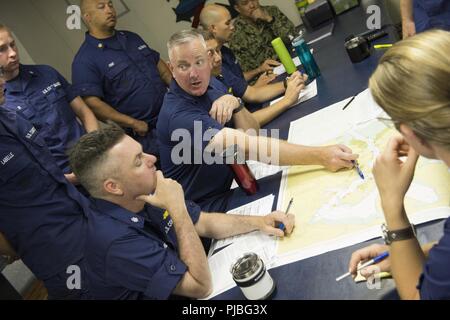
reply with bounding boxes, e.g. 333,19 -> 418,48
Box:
196,213 -> 262,239
233,108 -> 260,132
400,0 -> 414,22
246,135 -> 325,166
83,96 -> 137,129
252,98 -> 290,127
211,129 -> 325,166
170,204 -> 211,289
244,82 -> 284,103
70,97 -> 99,132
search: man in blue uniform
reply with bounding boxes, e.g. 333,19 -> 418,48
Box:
68,122 -> 295,299
201,29 -> 308,126
157,29 -> 358,213
72,0 -> 173,156
0,73 -> 18,267
200,4 -> 306,118
0,72 -> 91,299
0,25 -> 98,178
401,0 -> 450,39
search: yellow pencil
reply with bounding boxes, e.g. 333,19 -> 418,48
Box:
374,44 -> 393,49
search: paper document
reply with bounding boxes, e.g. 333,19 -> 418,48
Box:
231,161 -> 286,190
270,80 -> 317,106
273,88 -> 450,268
205,194 -> 278,299
208,194 -> 276,254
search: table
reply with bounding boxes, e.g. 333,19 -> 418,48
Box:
214,5 -> 444,300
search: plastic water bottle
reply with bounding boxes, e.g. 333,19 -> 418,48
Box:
271,37 -> 297,75
292,30 -> 321,80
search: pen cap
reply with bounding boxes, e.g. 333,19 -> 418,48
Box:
271,37 -> 297,75
231,253 -> 276,300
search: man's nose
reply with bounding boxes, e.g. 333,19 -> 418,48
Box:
8,46 -> 17,59
190,67 -> 199,79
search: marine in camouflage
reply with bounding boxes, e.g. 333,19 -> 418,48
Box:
229,5 -> 295,72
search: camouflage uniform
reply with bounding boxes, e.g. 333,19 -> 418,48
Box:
229,5 -> 295,72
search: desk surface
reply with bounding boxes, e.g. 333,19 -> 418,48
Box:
214,6 -> 444,300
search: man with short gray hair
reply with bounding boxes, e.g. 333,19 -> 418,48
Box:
157,29 -> 359,213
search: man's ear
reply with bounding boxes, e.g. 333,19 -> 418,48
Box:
104,178 -> 124,196
82,12 -> 90,25
209,24 -> 217,36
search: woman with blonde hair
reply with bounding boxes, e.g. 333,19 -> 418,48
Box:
348,29 -> 450,299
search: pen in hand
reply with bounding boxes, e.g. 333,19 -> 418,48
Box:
278,198 -> 293,231
336,251 -> 389,282
352,160 -> 365,180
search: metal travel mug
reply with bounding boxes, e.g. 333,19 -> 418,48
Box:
231,253 -> 276,300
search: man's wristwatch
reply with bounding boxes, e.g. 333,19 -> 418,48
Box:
233,97 -> 245,114
381,223 -> 416,245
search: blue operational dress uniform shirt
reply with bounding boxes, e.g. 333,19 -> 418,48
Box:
4,64 -> 85,173
157,80 -> 235,213
0,109 -> 90,299
417,216 -> 450,299
72,30 -> 167,155
221,46 -> 245,81
414,0 -> 450,32
86,198 -> 201,300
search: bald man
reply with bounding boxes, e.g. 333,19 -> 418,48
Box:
200,29 -> 306,127
200,4 -> 280,84
72,0 -> 173,156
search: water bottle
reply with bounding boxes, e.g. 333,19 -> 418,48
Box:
222,144 -> 259,196
292,30 -> 321,80
271,37 -> 297,75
